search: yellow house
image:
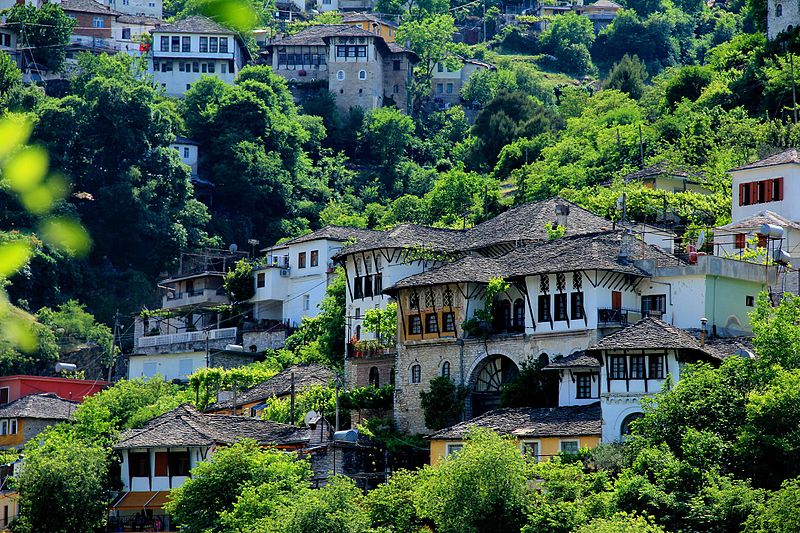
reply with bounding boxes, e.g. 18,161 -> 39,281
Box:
340,12 -> 398,42
429,403 -> 601,465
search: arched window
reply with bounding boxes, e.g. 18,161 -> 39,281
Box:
621,412 -> 644,438
513,299 -> 525,332
441,361 -> 451,378
777,3 -> 783,16
336,70 -> 345,81
369,366 -> 380,387
411,364 -> 421,384
358,69 -> 367,80
355,324 -> 361,340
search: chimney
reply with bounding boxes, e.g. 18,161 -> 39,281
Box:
555,203 -> 570,228
700,317 -> 708,347
619,231 -> 632,261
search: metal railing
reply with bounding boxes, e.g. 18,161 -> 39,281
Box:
137,327 -> 236,348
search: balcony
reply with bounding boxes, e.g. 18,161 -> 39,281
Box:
347,342 -> 397,359
163,287 -> 227,309
137,327 -> 237,349
597,308 -> 663,327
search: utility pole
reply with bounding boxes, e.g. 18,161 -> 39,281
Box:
638,124 -> 644,168
108,311 -> 120,382
290,372 -> 296,425
483,0 -> 487,43
791,52 -> 798,124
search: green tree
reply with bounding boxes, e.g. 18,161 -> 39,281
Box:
360,107 -> 415,172
13,430 -> 109,533
268,476 -> 371,533
366,469 -> 426,532
224,259 -> 256,303
420,376 -> 468,430
418,428 -> 530,533
664,65 -> 714,108
751,292 -> 800,370
745,477 -> 800,532
0,53 -> 21,97
165,440 -> 312,532
575,513 -> 666,533
4,3 -> 75,72
35,300 -> 117,369
362,302 -> 397,346
604,54 -> 649,99
539,13 -> 596,75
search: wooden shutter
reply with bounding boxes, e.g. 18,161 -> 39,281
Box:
612,291 -> 622,310
777,177 -> 784,200
739,183 -> 745,206
735,233 -> 746,249
765,179 -> 773,202
751,181 -> 760,203
154,452 -> 168,477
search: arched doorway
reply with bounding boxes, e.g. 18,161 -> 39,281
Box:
620,412 -> 644,439
470,355 -> 520,417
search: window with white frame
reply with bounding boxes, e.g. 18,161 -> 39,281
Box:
336,70 -> 345,81
92,17 -> 104,28
560,440 -> 580,455
303,295 -> 310,311
410,364 -> 421,384
358,69 -> 367,80
445,443 -> 463,457
521,440 -> 540,462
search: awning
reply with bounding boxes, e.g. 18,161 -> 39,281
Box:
109,491 -> 171,511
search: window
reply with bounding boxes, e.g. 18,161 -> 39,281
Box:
335,45 -> 367,58
521,441 -> 540,462
143,362 -> 157,378
739,177 -> 784,205
179,358 -> 193,377
576,374 -> 592,399
201,63 -> 207,73
630,356 -> 646,379
182,36 -> 190,52
0,421 -> 6,436
337,70 -> 345,81
298,252 -> 307,269
122,28 -> 131,39
0,388 -> 8,405
425,313 -> 439,333
92,17 -> 105,28
171,35 -> 180,52
183,147 -> 190,158
436,83 -> 444,94
169,451 -> 191,476
446,83 -> 453,94
409,315 -> 422,335
442,312 -> 456,332
437,63 -> 444,72
161,61 -> 172,72
186,84 -> 191,90
441,361 -> 451,378
363,276 -> 374,298
8,419 -> 16,435
221,63 -> 227,74
207,62 -> 215,73
393,84 -> 399,93
571,292 -> 584,320
554,293 -> 568,321
154,452 -> 168,476
446,443 -> 463,456
193,62 -> 199,72
160,36 -> 169,51
648,355 -> 664,379
179,62 -> 186,72
746,295 -> 755,307
354,278 -> 364,299
609,355 -> 626,379
411,364 -> 421,384
209,36 -> 218,53
369,366 -> 380,387
303,295 -> 310,311
734,233 -> 746,249
199,36 -> 208,52
621,413 -> 644,438
358,69 -> 367,80
560,440 -> 580,455
641,294 -> 666,317
758,233 -> 768,248
393,60 -> 401,71
129,452 -> 150,477
538,295 -> 550,322
513,299 -> 525,331
777,3 -> 783,16
310,250 -> 319,267
374,273 -> 382,294
219,38 -> 228,53
409,293 -> 419,310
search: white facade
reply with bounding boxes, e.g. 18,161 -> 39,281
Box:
106,0 -> 162,19
128,351 -> 205,381
169,138 -> 199,177
119,446 -> 200,491
729,163 -> 797,222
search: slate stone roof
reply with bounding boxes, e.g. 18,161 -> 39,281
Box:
546,351 -> 601,369
173,135 -> 198,146
703,336 -> 755,359
115,405 -> 311,449
270,24 -> 381,46
61,0 -> 120,16
589,317 -> 720,359
732,148 -> 800,171
334,224 -> 466,258
430,402 -> 601,440
117,14 -> 162,24
717,211 -> 800,231
384,231 -> 686,292
341,12 -> 398,28
207,364 -> 334,411
153,16 -> 234,35
277,226 -> 382,248
0,393 -> 78,420
463,198 -> 613,252
386,42 -> 417,57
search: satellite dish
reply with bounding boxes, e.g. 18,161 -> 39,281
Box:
304,410 -> 321,427
696,230 -> 706,250
229,243 -> 238,253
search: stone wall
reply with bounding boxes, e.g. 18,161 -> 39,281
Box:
23,417 -> 66,447
394,329 -> 599,434
347,355 -> 394,389
209,353 -> 257,370
242,329 -> 286,352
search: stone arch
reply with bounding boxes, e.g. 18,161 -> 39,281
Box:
468,354 -> 520,417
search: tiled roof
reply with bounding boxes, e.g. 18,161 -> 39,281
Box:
546,351 -> 600,369
270,24 -> 380,46
115,405 -> 311,449
278,226 -> 382,247
61,0 -> 120,15
385,255 -> 505,292
207,364 -> 334,411
731,148 -> 800,171
334,224 -> 466,258
717,211 -> 800,231
386,42 -> 416,56
703,336 -> 755,359
589,317 -> 719,358
430,403 -> 601,439
153,16 -> 234,35
463,198 -> 613,252
0,393 -> 78,420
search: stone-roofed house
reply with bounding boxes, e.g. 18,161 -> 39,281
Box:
206,364 -> 334,416
61,0 -> 121,54
340,12 -> 397,42
615,162 -> 712,195
264,24 -> 417,113
0,393 -> 78,450
429,403 -> 601,465
148,16 -> 250,96
431,57 -> 496,107
110,404 -> 329,530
